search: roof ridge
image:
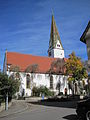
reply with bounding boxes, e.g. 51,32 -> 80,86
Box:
7,51 -> 57,59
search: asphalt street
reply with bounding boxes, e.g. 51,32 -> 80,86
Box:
0,101 -> 78,120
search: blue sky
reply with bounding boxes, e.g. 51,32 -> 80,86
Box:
0,0 -> 90,70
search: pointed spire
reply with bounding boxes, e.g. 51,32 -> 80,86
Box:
49,13 -> 63,49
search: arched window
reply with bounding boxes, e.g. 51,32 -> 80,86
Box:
50,75 -> 53,89
26,74 -> 30,88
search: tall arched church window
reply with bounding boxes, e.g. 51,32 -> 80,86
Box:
26,74 -> 30,88
50,75 -> 53,89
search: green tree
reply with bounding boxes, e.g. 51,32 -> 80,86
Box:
0,72 -> 20,101
65,52 -> 88,95
32,86 -> 54,97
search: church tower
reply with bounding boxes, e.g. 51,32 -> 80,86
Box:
48,14 -> 65,58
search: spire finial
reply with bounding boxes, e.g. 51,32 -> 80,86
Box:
5,49 -> 7,53
52,8 -> 54,16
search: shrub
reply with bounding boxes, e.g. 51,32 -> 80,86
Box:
32,86 -> 39,96
0,72 -> 20,101
32,86 -> 54,97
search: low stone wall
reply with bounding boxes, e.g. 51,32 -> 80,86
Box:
25,97 -> 47,102
0,101 -> 12,112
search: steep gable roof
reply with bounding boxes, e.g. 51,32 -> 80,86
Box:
6,52 -> 66,74
80,21 -> 90,44
49,15 -> 63,49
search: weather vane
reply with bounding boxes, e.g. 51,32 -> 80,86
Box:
52,8 -> 54,15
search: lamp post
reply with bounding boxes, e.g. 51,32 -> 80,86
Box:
5,91 -> 8,110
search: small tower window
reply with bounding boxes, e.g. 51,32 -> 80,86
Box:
49,52 -> 51,56
57,44 -> 60,47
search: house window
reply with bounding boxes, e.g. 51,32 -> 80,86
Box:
26,74 -> 30,88
50,76 -> 53,89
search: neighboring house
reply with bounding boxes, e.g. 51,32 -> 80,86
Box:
3,14 -> 69,96
80,21 -> 90,71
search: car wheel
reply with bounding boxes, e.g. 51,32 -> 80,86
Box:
86,111 -> 90,120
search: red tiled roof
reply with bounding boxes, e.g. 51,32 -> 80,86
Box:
6,52 -> 67,73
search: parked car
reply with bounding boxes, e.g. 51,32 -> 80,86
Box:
76,98 -> 90,120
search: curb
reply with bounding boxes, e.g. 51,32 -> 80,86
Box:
0,102 -> 29,118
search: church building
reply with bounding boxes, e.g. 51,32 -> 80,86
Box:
3,14 -> 68,96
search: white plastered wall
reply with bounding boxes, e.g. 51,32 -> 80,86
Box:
7,71 -> 69,96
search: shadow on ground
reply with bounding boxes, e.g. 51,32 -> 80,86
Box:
63,114 -> 77,120
27,100 -> 78,119
27,99 -> 78,109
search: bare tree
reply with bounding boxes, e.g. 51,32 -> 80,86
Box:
25,64 -> 39,92
9,65 -> 20,80
48,58 -> 65,74
47,59 -> 65,94
25,64 -> 39,73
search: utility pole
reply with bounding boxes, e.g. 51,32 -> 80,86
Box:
88,77 -> 90,96
0,86 -> 10,111
5,92 -> 8,110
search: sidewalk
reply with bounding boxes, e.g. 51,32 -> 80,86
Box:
0,100 -> 28,118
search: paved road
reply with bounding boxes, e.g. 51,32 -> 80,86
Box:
0,100 -> 28,117
0,101 -> 78,120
